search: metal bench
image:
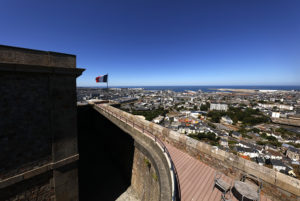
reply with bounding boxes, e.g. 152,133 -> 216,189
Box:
213,172 -> 232,195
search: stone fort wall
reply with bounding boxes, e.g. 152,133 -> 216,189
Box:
94,104 -> 176,201
0,45 -> 84,201
103,104 -> 300,201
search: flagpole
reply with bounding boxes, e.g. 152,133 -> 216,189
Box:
107,73 -> 108,90
106,74 -> 108,101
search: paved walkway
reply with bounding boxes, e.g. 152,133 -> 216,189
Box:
166,143 -> 272,201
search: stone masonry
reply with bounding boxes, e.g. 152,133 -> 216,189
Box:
94,104 -> 176,201
130,147 -> 160,201
0,45 -> 84,201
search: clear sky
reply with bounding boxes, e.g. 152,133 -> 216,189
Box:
1,0 -> 299,86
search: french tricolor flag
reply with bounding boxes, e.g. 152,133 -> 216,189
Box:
96,74 -> 108,83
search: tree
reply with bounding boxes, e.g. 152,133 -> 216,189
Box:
200,103 -> 209,111
266,136 -> 277,141
261,132 -> 267,138
207,110 -> 225,123
257,141 -> 267,146
188,132 -> 220,145
206,102 -> 210,109
251,128 -> 260,133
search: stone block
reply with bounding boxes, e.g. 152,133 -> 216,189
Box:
0,45 -> 76,68
168,131 -> 180,141
23,165 -> 50,180
250,164 -> 276,185
276,171 -> 300,196
196,141 -> 211,156
178,134 -> 187,145
186,137 -> 198,149
210,147 -> 226,162
224,152 -> 244,170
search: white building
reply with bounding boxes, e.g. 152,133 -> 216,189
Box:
180,110 -> 191,116
272,112 -> 280,118
278,104 -> 293,111
235,147 -> 259,158
210,103 -> 228,111
221,116 -> 233,124
265,150 -> 282,160
259,103 -> 293,111
153,116 -> 164,124
219,139 -> 228,147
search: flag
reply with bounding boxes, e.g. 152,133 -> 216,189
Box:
96,74 -> 108,83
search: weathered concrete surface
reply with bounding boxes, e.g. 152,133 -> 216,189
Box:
131,147 -> 160,201
0,45 -> 84,201
98,104 -> 300,201
0,44 -> 76,68
116,187 -> 140,201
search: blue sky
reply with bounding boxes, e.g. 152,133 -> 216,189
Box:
1,0 -> 299,86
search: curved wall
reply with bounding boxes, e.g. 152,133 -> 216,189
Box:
93,104 -> 176,201
77,105 -> 135,201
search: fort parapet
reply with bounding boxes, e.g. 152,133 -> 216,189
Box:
97,104 -> 300,201
0,45 -> 84,200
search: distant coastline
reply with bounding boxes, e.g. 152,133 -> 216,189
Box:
77,85 -> 300,92
212,88 -> 258,93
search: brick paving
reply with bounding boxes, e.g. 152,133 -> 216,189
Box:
166,143 -> 272,201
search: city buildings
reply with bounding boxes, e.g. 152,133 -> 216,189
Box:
77,87 -> 300,179
210,103 -> 228,111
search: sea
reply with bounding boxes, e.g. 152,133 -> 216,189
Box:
87,85 -> 300,92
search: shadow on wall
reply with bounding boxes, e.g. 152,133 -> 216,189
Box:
0,73 -> 52,180
77,105 -> 134,201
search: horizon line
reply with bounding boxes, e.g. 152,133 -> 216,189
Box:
77,84 -> 300,87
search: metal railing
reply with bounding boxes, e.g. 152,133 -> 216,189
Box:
97,104 -> 181,201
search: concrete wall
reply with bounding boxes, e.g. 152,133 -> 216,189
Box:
94,104 -> 175,201
131,146 -> 160,201
100,104 -> 300,201
0,45 -> 76,68
0,45 -> 84,201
